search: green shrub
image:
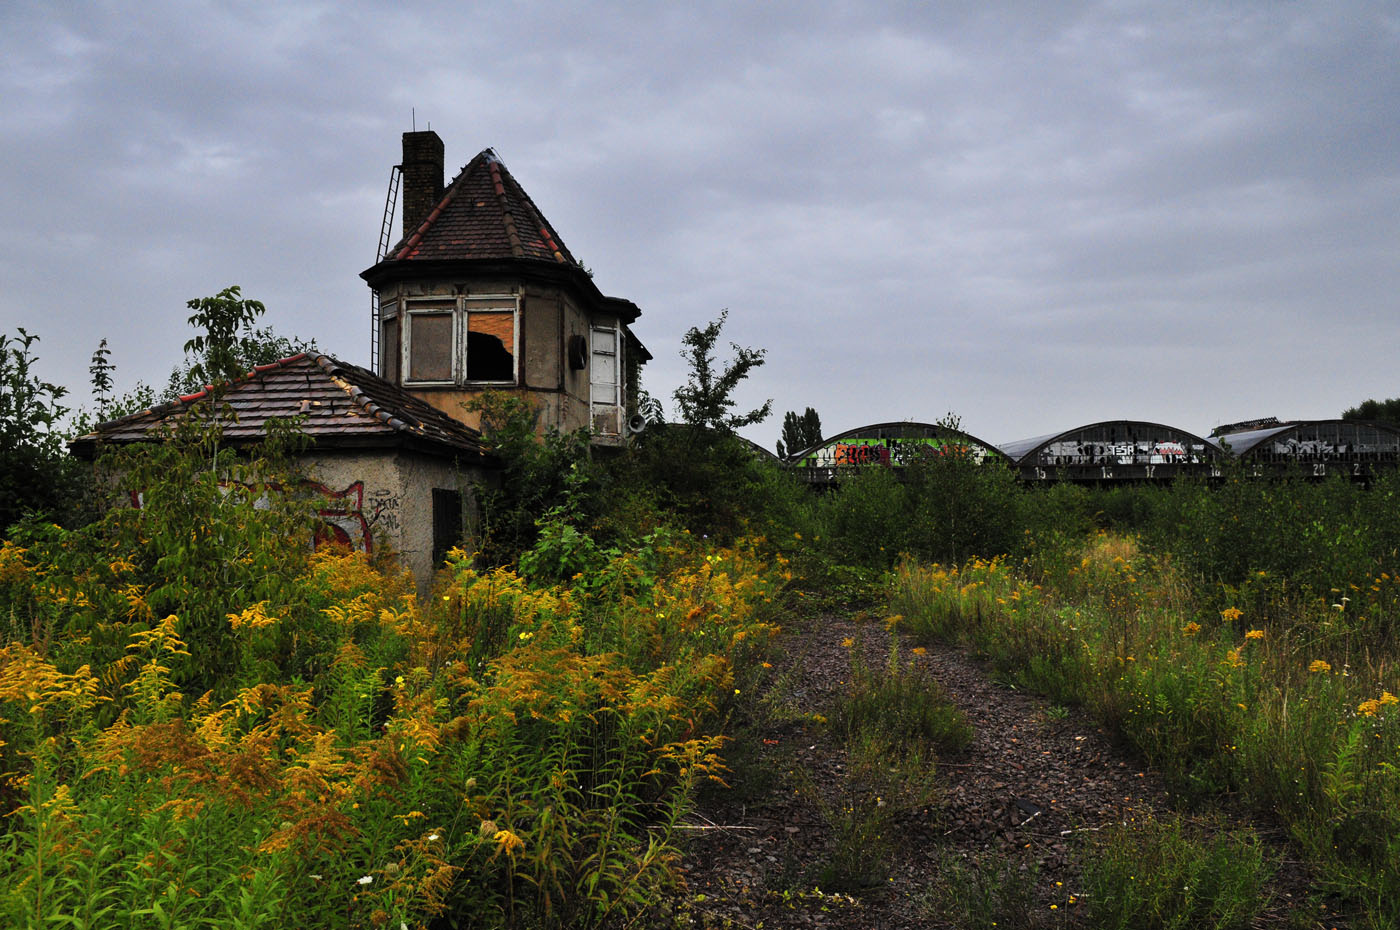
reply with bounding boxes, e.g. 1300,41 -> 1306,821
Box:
833,635 -> 972,758
467,391 -> 596,568
1083,815 -> 1271,930
919,851 -> 1048,930
0,328 -> 86,530
602,426 -> 808,544
905,447 -> 1022,565
813,465 -> 909,569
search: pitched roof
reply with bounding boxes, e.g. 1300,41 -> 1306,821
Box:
389,149 -> 579,265
69,354 -> 489,459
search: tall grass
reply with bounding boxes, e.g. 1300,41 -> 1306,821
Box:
891,534 -> 1400,927
1083,814 -> 1271,930
806,635 -> 970,892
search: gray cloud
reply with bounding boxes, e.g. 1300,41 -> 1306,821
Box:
2,0 -> 1396,452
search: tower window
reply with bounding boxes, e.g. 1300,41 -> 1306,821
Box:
400,295 -> 518,385
590,324 -> 624,435
464,298 -> 516,383
379,315 -> 399,383
406,310 -> 454,382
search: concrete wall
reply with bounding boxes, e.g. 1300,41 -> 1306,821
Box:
302,449 -> 488,595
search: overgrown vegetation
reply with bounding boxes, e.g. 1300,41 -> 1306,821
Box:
800,635 -> 971,893
0,330 -> 82,529
7,298 -> 1400,924
833,634 -> 971,762
0,427 -> 785,927
466,390 -> 595,568
0,304 -> 792,927
890,515 -> 1400,927
1083,815 -> 1270,930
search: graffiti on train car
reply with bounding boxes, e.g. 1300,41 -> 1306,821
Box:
806,436 -> 991,468
1256,438 -> 1400,461
1037,439 -> 1211,466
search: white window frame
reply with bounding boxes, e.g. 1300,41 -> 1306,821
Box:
462,295 -> 519,385
402,299 -> 458,385
399,294 -> 520,386
590,323 -> 625,435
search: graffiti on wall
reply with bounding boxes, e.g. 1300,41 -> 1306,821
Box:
367,488 -> 403,533
805,436 -> 991,469
313,481 -> 373,553
1035,440 -> 1209,467
129,479 -> 374,553
1255,438 -> 1400,462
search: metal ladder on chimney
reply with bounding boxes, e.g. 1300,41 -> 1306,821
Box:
369,164 -> 402,375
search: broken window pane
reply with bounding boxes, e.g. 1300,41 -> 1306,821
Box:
466,310 -> 514,382
408,313 -> 453,381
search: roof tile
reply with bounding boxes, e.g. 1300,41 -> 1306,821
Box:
388,150 -> 578,266
70,354 -> 488,459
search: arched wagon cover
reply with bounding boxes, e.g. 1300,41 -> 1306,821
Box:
643,423 -> 781,461
787,421 -> 1002,484
735,433 -> 781,461
1214,419 -> 1400,478
1000,420 -> 1220,482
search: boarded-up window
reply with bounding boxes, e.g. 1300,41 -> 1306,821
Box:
432,488 -> 462,565
465,300 -> 515,382
408,312 -> 453,382
380,316 -> 399,383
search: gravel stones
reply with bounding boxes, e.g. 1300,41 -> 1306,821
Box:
654,609 -> 1175,928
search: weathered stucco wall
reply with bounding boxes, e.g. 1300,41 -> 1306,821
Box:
522,291 -> 562,391
377,277 -> 610,441
302,450 -> 488,595
560,292 -> 593,431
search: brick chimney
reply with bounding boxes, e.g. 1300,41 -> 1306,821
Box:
401,130 -> 444,237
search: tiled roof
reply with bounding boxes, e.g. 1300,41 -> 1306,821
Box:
390,149 -> 578,265
69,354 -> 488,459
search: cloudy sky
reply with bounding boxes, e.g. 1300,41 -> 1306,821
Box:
3,1 -> 1397,451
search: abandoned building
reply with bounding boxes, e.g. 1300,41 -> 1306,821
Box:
364,131 -> 649,445
70,132 -> 650,592
68,353 -> 495,592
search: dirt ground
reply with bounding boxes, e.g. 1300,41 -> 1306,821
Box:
654,608 -> 1331,929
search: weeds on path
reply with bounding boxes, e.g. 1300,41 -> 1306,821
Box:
891,536 -> 1398,928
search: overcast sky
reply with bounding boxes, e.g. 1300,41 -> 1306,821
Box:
3,1 -> 1397,451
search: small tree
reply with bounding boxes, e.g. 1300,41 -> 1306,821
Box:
906,413 -> 1019,564
69,290 -> 313,440
89,338 -> 114,411
0,329 -> 78,530
673,310 -> 772,433
601,311 -> 798,542
1343,396 -> 1400,427
176,286 -> 314,396
776,407 -> 823,458
67,339 -> 158,437
465,391 -> 594,567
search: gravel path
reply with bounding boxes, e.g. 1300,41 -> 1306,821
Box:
656,607 -> 1310,929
